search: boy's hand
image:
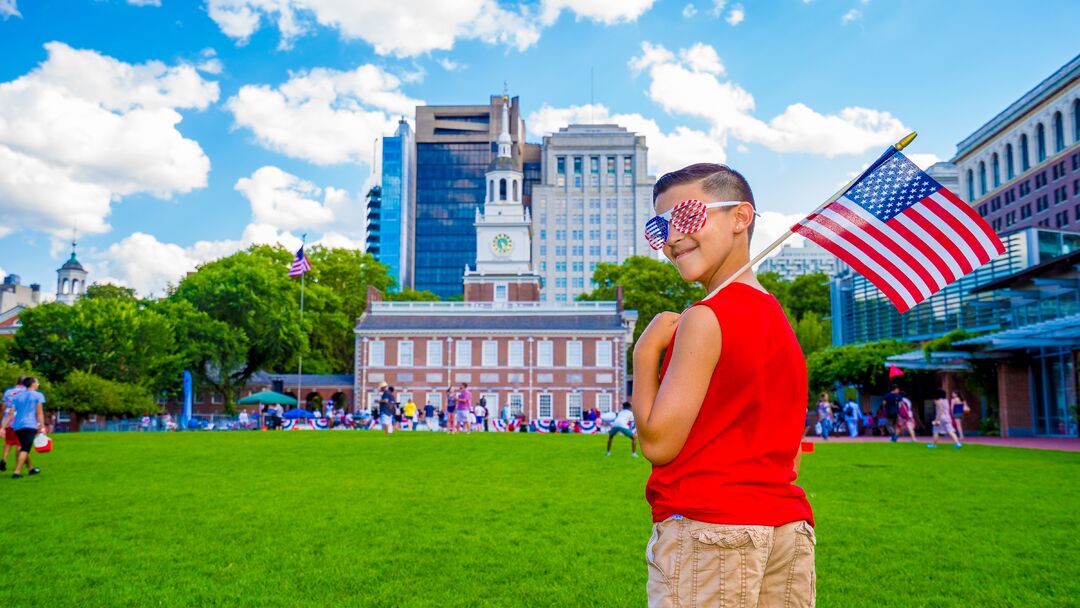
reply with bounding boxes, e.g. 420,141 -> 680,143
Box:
634,311 -> 681,363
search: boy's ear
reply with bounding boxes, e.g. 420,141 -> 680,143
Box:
732,202 -> 755,234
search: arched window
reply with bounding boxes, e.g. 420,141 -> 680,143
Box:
1005,144 -> 1015,180
1053,111 -> 1065,152
991,153 -> 1000,188
1036,123 -> 1046,162
967,169 -> 975,201
61,278 -> 69,295
512,180 -> 518,201
1074,99 -> 1080,143
1020,134 -> 1030,171
489,180 -> 494,202
499,178 -> 507,200
979,161 -> 987,195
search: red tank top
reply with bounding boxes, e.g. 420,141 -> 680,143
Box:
646,283 -> 815,527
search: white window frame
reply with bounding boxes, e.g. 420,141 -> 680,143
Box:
426,392 -> 442,408
368,340 -> 385,367
566,341 -> 583,367
397,392 -> 413,407
455,340 -> 473,367
397,340 -> 414,367
537,341 -> 553,368
538,393 -> 553,418
426,340 -> 443,367
494,284 -> 508,302
567,393 -> 583,420
595,340 -> 613,368
482,340 -> 499,367
508,340 -> 524,367
597,393 -> 613,414
367,392 -> 380,409
508,393 -> 524,416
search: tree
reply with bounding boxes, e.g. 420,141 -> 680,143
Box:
806,339 -> 912,395
787,273 -> 830,321
793,312 -> 831,356
154,299 -> 248,409
385,288 -> 441,302
757,272 -> 790,306
84,283 -> 137,301
578,256 -> 705,361
305,246 -> 395,322
52,370 -> 157,417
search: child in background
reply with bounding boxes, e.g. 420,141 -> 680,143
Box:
633,164 -> 815,606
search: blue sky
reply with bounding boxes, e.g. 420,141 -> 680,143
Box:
1,0 -> 1078,295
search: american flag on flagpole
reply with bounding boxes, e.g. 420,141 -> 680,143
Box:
288,245 -> 312,277
792,148 -> 1005,313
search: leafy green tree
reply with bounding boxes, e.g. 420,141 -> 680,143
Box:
84,283 -> 138,301
578,256 -> 705,356
757,271 -> 790,305
787,273 -> 831,320
385,288 -> 441,302
806,339 -> 912,394
0,361 -> 52,395
52,370 -> 158,417
306,246 -> 394,322
793,312 -> 831,356
154,299 -> 249,408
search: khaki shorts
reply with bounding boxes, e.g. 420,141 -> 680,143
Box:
646,516 -> 816,607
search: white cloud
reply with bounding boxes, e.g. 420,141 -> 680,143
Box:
206,0 -> 541,55
725,3 -> 744,25
842,9 -> 861,24
679,43 -> 724,76
539,0 -> 656,25
681,3 -> 697,18
437,58 -> 465,71
0,0 -> 19,18
0,42 -> 218,238
196,48 -> 223,75
907,153 -> 942,170
708,0 -> 725,17
97,166 -> 367,294
226,64 -> 422,166
527,103 -> 727,174
630,41 -> 908,157
127,0 -> 161,6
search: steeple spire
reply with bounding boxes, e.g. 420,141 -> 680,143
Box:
497,93 -> 512,160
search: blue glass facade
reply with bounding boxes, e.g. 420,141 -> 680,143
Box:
380,135 -> 404,289
414,142 -> 492,297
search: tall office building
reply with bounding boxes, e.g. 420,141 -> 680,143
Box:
413,96 -> 526,298
530,124 -> 655,302
364,185 -> 381,259
956,53 -> 1080,232
377,119 -> 414,290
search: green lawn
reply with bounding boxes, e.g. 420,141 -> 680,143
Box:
0,433 -> 1077,607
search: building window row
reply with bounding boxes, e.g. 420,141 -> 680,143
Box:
366,338 -> 616,369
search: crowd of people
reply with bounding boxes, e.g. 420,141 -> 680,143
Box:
813,384 -> 967,448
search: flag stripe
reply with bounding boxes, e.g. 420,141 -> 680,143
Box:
933,189 -> 1006,256
891,212 -> 967,281
906,203 -> 982,273
898,206 -> 975,276
924,194 -> 991,266
831,198 -> 943,294
885,213 -> 958,285
797,219 -> 915,311
803,210 -> 926,304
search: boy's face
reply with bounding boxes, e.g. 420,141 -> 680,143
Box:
653,181 -> 753,284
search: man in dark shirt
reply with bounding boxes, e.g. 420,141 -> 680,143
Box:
378,383 -> 396,435
882,384 -> 903,442
423,401 -> 437,431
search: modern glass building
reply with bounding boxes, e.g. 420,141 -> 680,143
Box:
831,227 -> 1080,345
413,96 -> 525,298
364,185 -> 381,259
377,120 -> 413,291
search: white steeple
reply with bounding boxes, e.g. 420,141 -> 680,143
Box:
56,237 -> 88,305
497,95 -> 512,160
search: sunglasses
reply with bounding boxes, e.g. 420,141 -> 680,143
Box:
644,200 -> 750,250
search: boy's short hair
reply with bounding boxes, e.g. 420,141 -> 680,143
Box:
653,163 -> 756,240
622,401 -> 632,410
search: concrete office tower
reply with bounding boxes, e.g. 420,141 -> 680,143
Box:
530,124 -> 656,302
463,96 -> 542,303
378,119 -> 414,290
56,240 -> 87,305
0,274 -> 42,313
413,95 -> 527,298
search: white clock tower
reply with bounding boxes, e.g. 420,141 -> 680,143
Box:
463,94 -> 541,303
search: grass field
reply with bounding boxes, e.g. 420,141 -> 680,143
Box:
1,432 -> 1077,607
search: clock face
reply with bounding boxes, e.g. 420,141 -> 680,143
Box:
491,233 -> 513,255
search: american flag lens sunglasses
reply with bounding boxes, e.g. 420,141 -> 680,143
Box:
643,200 -> 746,250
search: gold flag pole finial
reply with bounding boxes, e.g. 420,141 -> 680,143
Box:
895,131 -> 918,151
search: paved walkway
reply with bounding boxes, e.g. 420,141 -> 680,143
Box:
804,434 -> 1080,452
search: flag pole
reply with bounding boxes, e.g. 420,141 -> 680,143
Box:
702,131 -> 918,301
297,234 -> 306,409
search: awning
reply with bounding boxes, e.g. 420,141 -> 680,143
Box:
885,350 -> 971,372
956,312 -> 1080,350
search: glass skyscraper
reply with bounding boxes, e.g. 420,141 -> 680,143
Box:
413,97 -> 524,298
375,119 -> 413,291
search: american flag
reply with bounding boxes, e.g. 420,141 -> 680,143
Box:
288,245 -> 312,277
793,149 -> 1004,313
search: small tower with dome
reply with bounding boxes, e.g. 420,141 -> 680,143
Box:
56,240 -> 88,305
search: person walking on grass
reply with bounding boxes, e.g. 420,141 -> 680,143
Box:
882,384 -> 903,442
950,390 -> 969,441
897,392 -> 918,442
423,401 -> 438,431
816,392 -> 834,440
632,164 -> 814,606
377,383 -> 396,435
605,402 -> 638,457
928,389 -> 962,449
445,386 -> 458,434
6,377 -> 45,479
456,383 -> 473,434
403,397 -> 418,430
1,375 -> 27,472
474,397 -> 488,432
843,397 -> 861,438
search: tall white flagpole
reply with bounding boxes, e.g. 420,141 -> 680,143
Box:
297,234 -> 306,409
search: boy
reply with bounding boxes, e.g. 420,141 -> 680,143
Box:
632,164 -> 815,607
605,401 -> 638,457
1,376 -> 27,471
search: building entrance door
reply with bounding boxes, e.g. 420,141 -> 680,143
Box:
1033,349 -> 1078,436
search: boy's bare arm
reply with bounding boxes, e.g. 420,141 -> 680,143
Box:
632,305 -> 721,465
